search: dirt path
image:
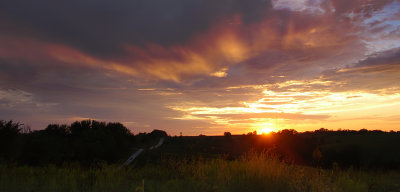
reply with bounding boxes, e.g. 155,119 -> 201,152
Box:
120,138 -> 164,168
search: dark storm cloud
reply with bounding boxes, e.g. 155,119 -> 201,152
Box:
0,0 -> 390,83
0,0 -> 271,58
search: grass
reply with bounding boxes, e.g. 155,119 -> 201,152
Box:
1,152 -> 399,192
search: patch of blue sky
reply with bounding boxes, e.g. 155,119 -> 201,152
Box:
361,1 -> 400,53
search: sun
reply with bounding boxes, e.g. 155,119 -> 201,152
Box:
259,127 -> 274,134
254,122 -> 276,134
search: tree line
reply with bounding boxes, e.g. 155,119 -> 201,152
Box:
0,120 -> 166,166
166,128 -> 400,169
2,119 -> 400,169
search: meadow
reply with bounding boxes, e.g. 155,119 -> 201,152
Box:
1,151 -> 400,192
2,120 -> 400,191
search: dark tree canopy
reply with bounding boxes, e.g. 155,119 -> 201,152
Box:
0,120 -> 21,137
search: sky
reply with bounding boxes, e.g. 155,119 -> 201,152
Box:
0,0 -> 400,135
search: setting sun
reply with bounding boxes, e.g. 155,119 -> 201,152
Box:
259,127 -> 274,134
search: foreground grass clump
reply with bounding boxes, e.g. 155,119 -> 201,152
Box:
1,152 -> 399,192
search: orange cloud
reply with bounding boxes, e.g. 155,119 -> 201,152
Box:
0,6 -> 373,83
0,21 -> 251,82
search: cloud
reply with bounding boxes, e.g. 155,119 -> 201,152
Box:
0,0 -> 380,83
354,47 -> 400,68
0,89 -> 34,108
271,0 -> 333,14
1,0 -> 393,85
1,0 -> 399,134
0,0 -> 272,57
196,112 -> 330,120
320,47 -> 400,93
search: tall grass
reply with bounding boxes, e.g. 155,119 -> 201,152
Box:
1,152 -> 399,192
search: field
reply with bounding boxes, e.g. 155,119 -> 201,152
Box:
1,151 -> 400,192
2,120 -> 400,191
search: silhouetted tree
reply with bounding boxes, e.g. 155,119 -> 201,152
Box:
149,129 -> 167,138
70,120 -> 91,136
0,120 -> 22,160
359,128 -> 368,134
224,132 -> 232,137
45,124 -> 69,136
278,129 -> 298,136
0,120 -> 21,137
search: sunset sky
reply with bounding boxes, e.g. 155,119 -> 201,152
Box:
1,0 -> 400,135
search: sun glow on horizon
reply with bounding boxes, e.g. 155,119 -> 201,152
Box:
259,127 -> 275,134
167,78 -> 400,135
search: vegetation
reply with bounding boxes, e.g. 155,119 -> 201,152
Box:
1,152 -> 400,192
1,120 -> 400,191
0,120 -> 138,165
160,129 -> 400,169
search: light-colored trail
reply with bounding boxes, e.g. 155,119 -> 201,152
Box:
120,138 -> 164,168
